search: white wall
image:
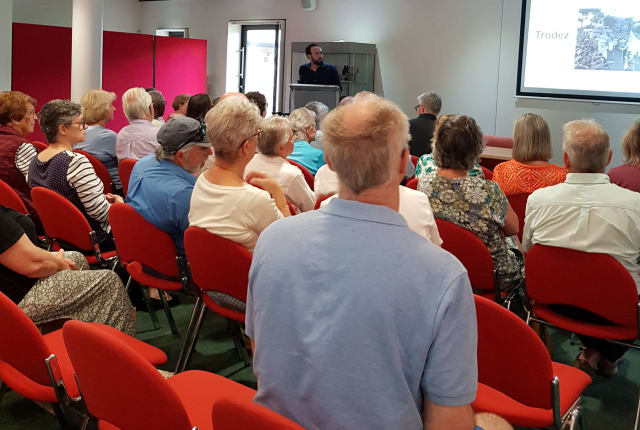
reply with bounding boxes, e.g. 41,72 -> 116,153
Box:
0,0 -> 12,91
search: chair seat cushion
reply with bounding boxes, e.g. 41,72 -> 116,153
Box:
202,292 -> 245,322
127,261 -> 184,291
535,306 -> 637,340
85,250 -> 118,266
0,360 -> 56,403
472,362 -> 591,427
168,370 -> 256,430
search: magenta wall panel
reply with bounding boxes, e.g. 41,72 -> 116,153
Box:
12,23 -> 72,143
154,36 -> 208,119
103,31 -> 154,133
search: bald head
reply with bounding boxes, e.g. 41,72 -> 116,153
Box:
562,119 -> 611,173
322,95 -> 409,194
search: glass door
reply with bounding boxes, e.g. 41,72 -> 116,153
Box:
239,25 -> 279,116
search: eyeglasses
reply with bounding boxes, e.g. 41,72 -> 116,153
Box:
67,118 -> 87,130
239,129 -> 262,148
414,105 -> 421,111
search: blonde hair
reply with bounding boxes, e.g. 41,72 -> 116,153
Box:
622,120 -> 640,167
289,107 -> 316,141
562,119 -> 610,173
80,89 -> 116,124
204,96 -> 261,162
322,95 -> 409,194
258,116 -> 291,156
122,87 -> 152,121
512,113 -> 552,162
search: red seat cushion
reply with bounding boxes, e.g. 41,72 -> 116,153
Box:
472,362 -> 591,427
0,360 -> 56,403
534,306 -> 637,340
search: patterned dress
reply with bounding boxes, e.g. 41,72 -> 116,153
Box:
418,172 -> 523,291
414,153 -> 484,179
492,160 -> 566,196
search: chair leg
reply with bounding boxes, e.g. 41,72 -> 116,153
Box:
52,403 -> 67,428
174,297 -> 207,373
159,290 -> 178,335
228,319 -> 251,368
634,387 -> 640,430
140,285 -> 160,330
124,275 -> 132,295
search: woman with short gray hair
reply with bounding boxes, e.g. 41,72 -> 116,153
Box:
287,107 -> 325,175
417,114 -> 523,292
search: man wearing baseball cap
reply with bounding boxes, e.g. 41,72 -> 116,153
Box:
126,116 -> 212,253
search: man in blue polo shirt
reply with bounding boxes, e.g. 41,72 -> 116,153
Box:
126,116 -> 211,254
246,95 -> 478,429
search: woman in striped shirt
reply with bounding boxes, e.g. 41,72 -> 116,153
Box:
28,100 -> 123,251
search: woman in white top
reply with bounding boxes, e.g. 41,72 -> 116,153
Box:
245,116 -> 315,213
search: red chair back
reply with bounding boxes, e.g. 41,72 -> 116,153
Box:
405,177 -> 418,190
526,244 -> 639,339
0,178 -> 28,214
475,295 -> 553,409
314,193 -> 335,210
212,397 -> 304,430
118,159 -> 137,197
410,155 -> 419,168
31,141 -> 48,151
31,186 -> 94,251
184,227 -> 252,302
73,150 -> 112,194
287,159 -> 314,191
481,166 -> 493,180
483,135 -> 513,149
108,203 -> 180,279
435,218 -> 495,297
507,193 -> 529,242
0,292 -> 53,387
62,320 -> 192,430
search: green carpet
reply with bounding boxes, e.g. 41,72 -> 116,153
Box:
0,296 -> 637,429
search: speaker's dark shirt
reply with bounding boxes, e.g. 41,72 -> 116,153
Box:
298,63 -> 342,91
408,113 -> 437,157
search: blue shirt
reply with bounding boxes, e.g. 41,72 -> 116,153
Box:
287,140 -> 325,176
246,198 -> 478,430
126,154 -> 195,253
75,125 -> 121,188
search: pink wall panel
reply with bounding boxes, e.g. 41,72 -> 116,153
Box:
12,23 -> 72,143
103,31 -> 154,133
154,36 -> 208,119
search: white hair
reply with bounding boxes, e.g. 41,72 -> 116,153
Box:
122,87 -> 152,121
562,119 -> 610,173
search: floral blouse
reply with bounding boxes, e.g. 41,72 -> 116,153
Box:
418,172 -> 523,291
414,154 -> 484,179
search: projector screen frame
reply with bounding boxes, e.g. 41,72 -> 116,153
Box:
516,0 -> 640,105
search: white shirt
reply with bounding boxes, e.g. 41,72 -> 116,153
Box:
245,153 -> 315,213
322,186 -> 442,246
115,119 -> 159,161
189,174 -> 283,252
314,164 -> 339,199
524,173 -> 640,292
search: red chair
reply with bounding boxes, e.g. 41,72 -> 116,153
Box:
31,187 -> 117,267
405,177 -> 418,190
176,227 -> 252,373
0,292 -> 167,426
118,158 -> 137,197
410,155 -> 419,168
481,166 -> 493,180
63,320 -> 255,430
314,192 -> 335,209
31,141 -> 48,151
109,202 -> 187,334
481,135 -> 513,171
507,193 -> 530,242
287,159 -> 314,191
0,178 -> 28,214
212,397 -> 304,430
435,218 -> 499,303
473,295 -> 591,429
73,150 -> 112,194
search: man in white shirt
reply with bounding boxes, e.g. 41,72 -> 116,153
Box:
523,119 -> 640,376
116,88 -> 160,161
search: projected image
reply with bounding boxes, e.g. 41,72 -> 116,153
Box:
574,9 -> 640,71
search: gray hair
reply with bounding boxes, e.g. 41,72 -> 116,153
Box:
322,95 -> 409,194
155,145 -> 201,173
38,99 -> 82,143
417,92 -> 442,115
562,119 -> 610,173
304,101 -> 329,128
204,96 -> 262,162
289,107 -> 316,141
122,87 -> 152,121
258,116 -> 291,156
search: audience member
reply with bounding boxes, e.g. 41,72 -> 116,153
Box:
116,87 -> 159,161
418,114 -> 523,291
492,113 -> 566,196
608,120 -> 640,192
246,95 -> 477,430
0,91 -> 40,224
168,93 -> 190,120
77,89 -> 121,191
523,119 -> 640,377
127,116 -> 211,254
189,95 -> 291,311
415,115 -> 484,179
186,93 -> 213,123
28,100 -> 123,251
246,91 -> 267,117
339,96 -> 354,106
148,90 -> 166,127
409,92 -> 441,157
0,205 -> 135,335
286,107 -> 325,175
313,164 -> 339,199
245,116 -> 315,213
304,100 -> 329,149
